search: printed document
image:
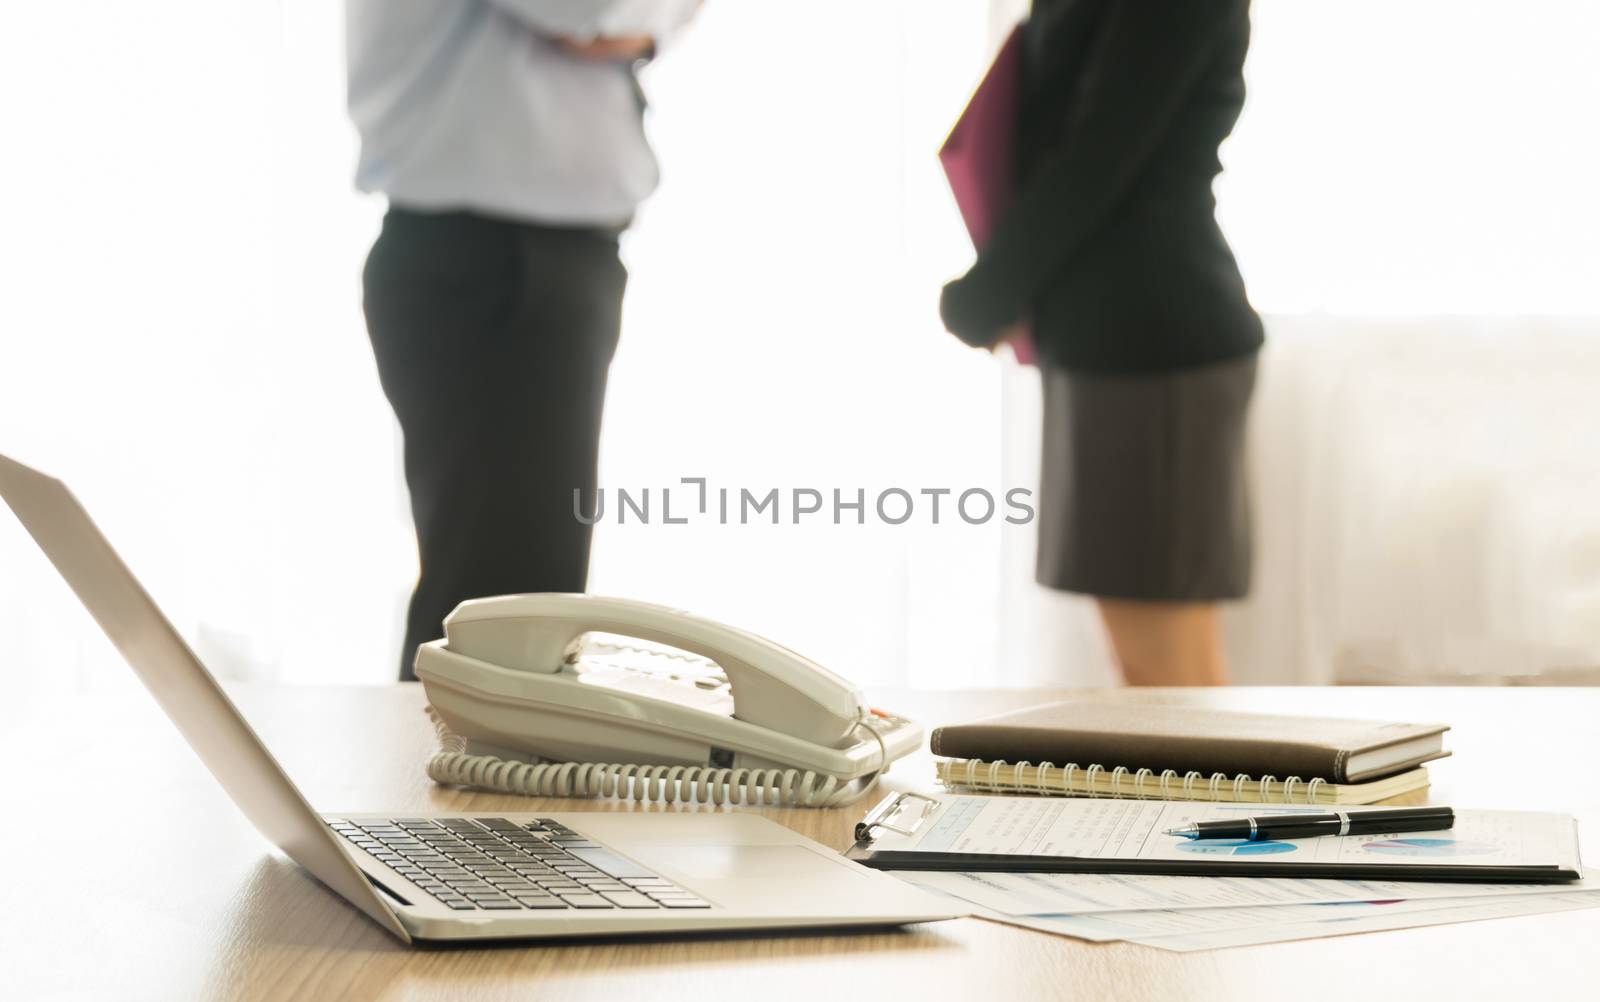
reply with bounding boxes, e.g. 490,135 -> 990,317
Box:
869,796 -> 1581,872
897,867 -> 1596,916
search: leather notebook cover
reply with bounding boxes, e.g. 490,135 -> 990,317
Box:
928,702 -> 1451,784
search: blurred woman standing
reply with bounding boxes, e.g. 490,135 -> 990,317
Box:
940,0 -> 1262,684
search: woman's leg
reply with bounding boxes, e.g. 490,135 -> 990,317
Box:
1035,356 -> 1257,687
1097,598 -> 1227,686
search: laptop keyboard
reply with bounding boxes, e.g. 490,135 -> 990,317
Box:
329,817 -> 710,912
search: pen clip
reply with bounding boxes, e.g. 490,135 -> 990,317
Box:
855,791 -> 938,842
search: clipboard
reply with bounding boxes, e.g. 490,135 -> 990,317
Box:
855,791 -> 941,843
846,792 -> 1584,884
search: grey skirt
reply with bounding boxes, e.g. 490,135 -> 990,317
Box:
1036,352 -> 1258,601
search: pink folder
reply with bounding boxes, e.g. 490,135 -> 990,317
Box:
940,26 -> 1035,364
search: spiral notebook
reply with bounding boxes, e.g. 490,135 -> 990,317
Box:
936,759 -> 1431,805
930,702 -> 1450,805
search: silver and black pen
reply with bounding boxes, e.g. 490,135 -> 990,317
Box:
1163,806 -> 1455,842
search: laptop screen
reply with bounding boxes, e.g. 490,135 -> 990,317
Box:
0,453 -> 405,940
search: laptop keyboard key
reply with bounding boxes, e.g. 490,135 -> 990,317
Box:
553,893 -> 614,909
655,896 -> 711,908
599,891 -> 658,908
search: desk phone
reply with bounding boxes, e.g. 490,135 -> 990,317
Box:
416,594 -> 922,807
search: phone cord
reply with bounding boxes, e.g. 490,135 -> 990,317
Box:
424,707 -> 883,809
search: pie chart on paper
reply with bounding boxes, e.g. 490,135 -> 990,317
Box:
1174,839 -> 1297,856
1361,838 -> 1502,858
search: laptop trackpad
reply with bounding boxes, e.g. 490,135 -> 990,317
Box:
636,844 -> 875,896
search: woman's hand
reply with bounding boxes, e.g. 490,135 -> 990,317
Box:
556,34 -> 655,61
989,320 -> 1029,354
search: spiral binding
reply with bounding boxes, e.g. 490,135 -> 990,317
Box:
424,707 -> 885,809
942,757 -> 1328,804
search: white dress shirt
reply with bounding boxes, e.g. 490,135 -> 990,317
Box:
346,0 -> 698,226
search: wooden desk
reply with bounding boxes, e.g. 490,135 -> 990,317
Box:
4,684 -> 1596,1001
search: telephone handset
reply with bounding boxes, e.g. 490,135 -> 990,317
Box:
415,594 -> 923,808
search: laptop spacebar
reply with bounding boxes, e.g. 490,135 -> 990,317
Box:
564,846 -> 655,879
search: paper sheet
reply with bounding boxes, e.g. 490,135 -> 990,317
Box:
870,796 -> 1582,873
980,890 -> 1600,945
1127,891 -> 1600,952
895,867 -> 1598,916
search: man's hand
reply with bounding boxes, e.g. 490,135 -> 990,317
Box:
556,34 -> 655,61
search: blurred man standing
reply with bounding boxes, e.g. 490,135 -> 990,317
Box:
347,1 -> 699,679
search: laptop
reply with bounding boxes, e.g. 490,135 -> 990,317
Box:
0,453 -> 959,943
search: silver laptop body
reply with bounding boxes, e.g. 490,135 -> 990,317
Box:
0,453 -> 958,942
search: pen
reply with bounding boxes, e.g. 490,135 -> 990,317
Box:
1162,806 -> 1455,841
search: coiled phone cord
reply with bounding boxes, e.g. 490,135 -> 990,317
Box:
424,707 -> 887,809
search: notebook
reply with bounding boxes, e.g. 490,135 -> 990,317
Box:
847,793 -> 1583,884
936,759 -> 1431,805
939,24 -> 1035,365
930,702 -> 1450,804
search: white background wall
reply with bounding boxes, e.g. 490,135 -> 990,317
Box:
2,1 -> 1596,701
1229,316 -> 1600,685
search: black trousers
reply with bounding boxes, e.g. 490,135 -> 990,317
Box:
363,208 -> 626,680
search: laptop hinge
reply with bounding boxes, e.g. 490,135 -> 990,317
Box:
365,873 -> 413,908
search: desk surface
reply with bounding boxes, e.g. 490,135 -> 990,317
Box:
5,683 -> 1596,1002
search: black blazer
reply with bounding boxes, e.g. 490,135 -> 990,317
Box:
940,0 -> 1264,373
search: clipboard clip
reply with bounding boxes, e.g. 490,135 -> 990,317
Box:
854,791 -> 938,842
